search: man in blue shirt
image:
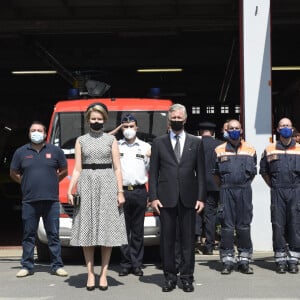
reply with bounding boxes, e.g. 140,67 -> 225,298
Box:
10,121 -> 68,278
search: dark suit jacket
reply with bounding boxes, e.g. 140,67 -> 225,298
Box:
201,136 -> 223,191
149,132 -> 206,208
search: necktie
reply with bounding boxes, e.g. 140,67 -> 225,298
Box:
174,135 -> 181,162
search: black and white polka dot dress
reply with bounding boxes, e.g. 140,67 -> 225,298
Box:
70,131 -> 128,247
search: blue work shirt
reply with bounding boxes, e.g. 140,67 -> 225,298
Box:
10,143 -> 67,202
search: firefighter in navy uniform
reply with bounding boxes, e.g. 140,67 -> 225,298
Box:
197,121 -> 223,254
213,119 -> 257,275
260,117 -> 300,274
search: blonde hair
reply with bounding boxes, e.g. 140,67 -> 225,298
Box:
85,103 -> 108,122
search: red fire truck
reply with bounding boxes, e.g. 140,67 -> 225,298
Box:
36,97 -> 173,261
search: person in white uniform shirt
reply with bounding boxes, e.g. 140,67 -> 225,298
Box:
117,114 -> 151,277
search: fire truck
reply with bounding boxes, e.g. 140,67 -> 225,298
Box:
36,97 -> 173,261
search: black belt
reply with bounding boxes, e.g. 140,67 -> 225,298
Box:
82,163 -> 112,170
123,184 -> 146,191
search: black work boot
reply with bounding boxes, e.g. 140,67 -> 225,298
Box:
288,263 -> 299,274
221,263 -> 234,275
276,263 -> 287,274
237,263 -> 254,274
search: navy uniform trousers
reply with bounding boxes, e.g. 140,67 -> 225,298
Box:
219,185 -> 253,266
271,186 -> 300,264
120,187 -> 148,269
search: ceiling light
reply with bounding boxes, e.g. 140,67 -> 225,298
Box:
12,70 -> 57,75
272,66 -> 300,71
137,68 -> 183,73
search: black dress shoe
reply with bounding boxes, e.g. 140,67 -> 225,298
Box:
202,248 -> 213,255
86,285 -> 95,291
119,268 -> 130,276
213,244 -> 220,250
195,235 -> 202,245
288,263 -> 299,274
182,282 -> 194,292
276,263 -> 287,274
132,267 -> 143,276
238,264 -> 253,274
221,264 -> 234,275
162,280 -> 176,292
99,285 -> 108,291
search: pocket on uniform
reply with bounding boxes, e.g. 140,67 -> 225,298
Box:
294,157 -> 300,174
270,203 -> 276,224
269,157 -> 281,173
245,156 -> 257,176
217,204 -> 225,225
218,157 -> 232,175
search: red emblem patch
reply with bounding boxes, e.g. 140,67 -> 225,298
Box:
46,153 -> 52,159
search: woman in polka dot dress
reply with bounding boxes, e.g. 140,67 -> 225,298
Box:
67,102 -> 127,291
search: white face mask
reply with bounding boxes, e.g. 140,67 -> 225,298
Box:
123,128 -> 136,139
30,131 -> 44,144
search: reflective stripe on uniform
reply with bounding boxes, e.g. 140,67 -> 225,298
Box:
221,256 -> 236,264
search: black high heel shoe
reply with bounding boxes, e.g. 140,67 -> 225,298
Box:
99,285 -> 108,291
86,285 -> 95,291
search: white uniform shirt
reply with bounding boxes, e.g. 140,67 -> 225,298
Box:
118,137 -> 151,186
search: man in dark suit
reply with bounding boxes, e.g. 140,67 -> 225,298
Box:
197,121 -> 223,255
149,103 -> 206,293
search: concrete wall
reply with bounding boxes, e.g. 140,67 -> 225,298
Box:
242,0 -> 273,250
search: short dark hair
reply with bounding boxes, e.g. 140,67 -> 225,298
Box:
30,121 -> 47,132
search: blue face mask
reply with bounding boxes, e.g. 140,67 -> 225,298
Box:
223,131 -> 229,139
279,127 -> 293,138
228,130 -> 241,140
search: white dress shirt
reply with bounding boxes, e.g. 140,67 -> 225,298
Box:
170,130 -> 186,157
118,137 -> 151,186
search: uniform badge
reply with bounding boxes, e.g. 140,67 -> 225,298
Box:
220,156 -> 229,162
46,153 -> 52,159
267,154 -> 279,162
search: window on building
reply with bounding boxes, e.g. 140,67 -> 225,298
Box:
220,105 -> 229,114
235,105 -> 240,114
192,106 -> 201,114
206,105 -> 215,114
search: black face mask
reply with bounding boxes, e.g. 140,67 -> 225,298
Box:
90,122 -> 103,131
170,120 -> 184,131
